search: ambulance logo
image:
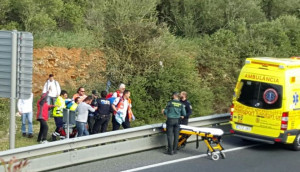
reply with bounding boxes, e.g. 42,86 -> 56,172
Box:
293,92 -> 299,105
263,88 -> 278,104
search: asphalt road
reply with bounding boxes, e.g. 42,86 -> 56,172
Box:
51,125 -> 300,172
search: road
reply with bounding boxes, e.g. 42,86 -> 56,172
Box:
51,125 -> 300,172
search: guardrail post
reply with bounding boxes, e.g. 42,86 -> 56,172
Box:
66,109 -> 70,139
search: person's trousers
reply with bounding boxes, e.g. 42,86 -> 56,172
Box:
76,121 -> 89,137
93,114 -> 111,134
112,115 -> 130,131
166,118 -> 180,153
54,117 -> 64,133
21,112 -> 33,134
37,119 -> 48,142
180,117 -> 189,125
88,115 -> 95,134
47,96 -> 56,118
179,117 -> 189,146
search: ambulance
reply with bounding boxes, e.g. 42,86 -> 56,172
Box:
230,57 -> 300,150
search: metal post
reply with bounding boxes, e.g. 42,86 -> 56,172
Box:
9,31 -> 17,149
66,109 -> 70,139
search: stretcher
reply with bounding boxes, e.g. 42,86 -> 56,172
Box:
162,124 -> 226,160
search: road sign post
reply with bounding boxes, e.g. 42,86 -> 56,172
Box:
9,31 -> 17,149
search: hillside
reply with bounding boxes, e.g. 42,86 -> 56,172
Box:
0,0 -> 300,127
33,47 -> 105,95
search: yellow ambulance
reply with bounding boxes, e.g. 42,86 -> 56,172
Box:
230,57 -> 300,150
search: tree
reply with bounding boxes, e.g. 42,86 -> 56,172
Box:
261,0 -> 300,20
157,0 -> 266,36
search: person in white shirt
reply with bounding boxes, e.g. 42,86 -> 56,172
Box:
76,96 -> 97,137
42,74 -> 61,118
112,90 -> 133,130
17,93 -> 33,138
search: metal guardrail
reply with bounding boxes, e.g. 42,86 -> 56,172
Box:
0,113 -> 230,172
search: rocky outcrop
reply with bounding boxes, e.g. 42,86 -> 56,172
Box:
33,47 -> 105,96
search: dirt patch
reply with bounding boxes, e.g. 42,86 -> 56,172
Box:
33,47 -> 106,95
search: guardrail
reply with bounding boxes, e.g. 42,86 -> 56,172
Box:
0,113 -> 230,172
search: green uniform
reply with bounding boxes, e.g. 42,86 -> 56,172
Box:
164,99 -> 186,155
164,99 -> 186,118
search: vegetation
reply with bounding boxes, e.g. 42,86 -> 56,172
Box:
1,0 -> 300,148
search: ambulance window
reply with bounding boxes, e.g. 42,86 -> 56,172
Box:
237,80 -> 282,109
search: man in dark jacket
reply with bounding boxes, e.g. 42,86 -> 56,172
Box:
92,91 -> 113,134
180,91 -> 192,125
88,90 -> 99,134
162,92 -> 186,155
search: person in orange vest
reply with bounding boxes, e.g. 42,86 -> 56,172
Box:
111,90 -> 133,130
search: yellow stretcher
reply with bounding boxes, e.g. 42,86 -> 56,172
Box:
162,124 -> 226,160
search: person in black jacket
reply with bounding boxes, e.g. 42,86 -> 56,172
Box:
179,91 -> 192,125
92,91 -> 113,134
179,91 -> 192,148
88,90 -> 99,134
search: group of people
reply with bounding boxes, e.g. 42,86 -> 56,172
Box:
18,73 -> 193,152
18,74 -> 134,143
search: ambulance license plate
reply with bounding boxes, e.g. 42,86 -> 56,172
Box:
236,124 -> 252,131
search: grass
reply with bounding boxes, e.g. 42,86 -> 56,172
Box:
34,30 -> 102,49
0,116 -> 57,151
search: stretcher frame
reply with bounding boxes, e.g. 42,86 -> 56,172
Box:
163,125 -> 226,160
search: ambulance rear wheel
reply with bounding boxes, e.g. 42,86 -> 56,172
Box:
211,153 -> 219,161
292,133 -> 300,151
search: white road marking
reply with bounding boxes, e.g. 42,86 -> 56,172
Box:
121,144 -> 260,172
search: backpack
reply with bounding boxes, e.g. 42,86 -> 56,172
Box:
106,92 -> 114,99
65,99 -> 74,109
106,90 -> 121,104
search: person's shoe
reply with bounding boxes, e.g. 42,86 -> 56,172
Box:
22,133 -> 26,137
164,150 -> 174,155
40,140 -> 49,144
174,150 -> 177,154
28,134 -> 33,138
52,132 -> 59,141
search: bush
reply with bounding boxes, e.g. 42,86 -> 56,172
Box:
261,0 -> 300,20
26,13 -> 57,32
59,2 -> 84,31
157,0 -> 266,36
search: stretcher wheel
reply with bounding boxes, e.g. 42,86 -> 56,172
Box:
211,153 -> 219,161
220,151 -> 226,159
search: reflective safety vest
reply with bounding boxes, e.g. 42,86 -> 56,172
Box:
70,103 -> 78,111
53,96 -> 66,117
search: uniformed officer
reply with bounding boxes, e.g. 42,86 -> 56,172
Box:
180,91 -> 192,125
179,91 -> 192,148
162,92 -> 186,155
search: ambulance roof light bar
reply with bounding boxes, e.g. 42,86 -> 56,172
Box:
291,56 -> 300,60
245,60 -> 251,64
